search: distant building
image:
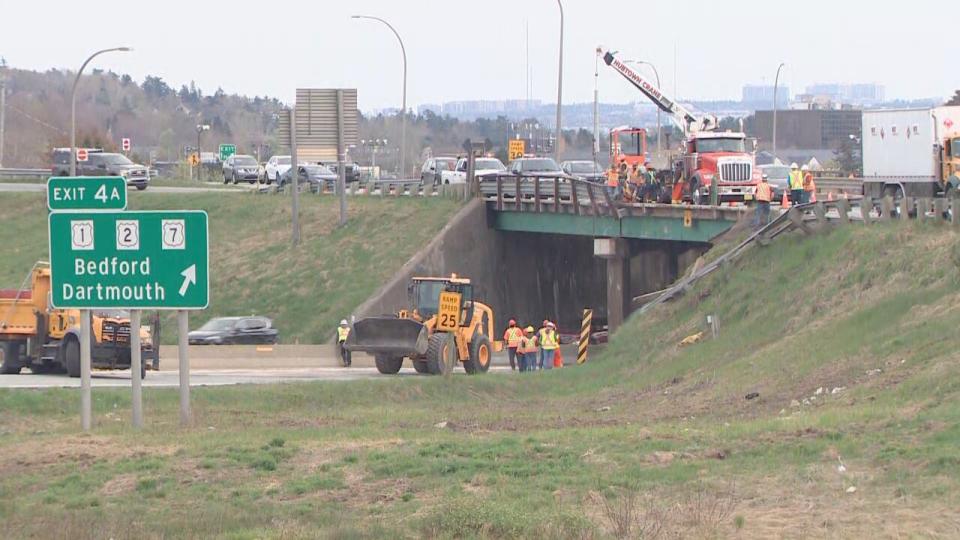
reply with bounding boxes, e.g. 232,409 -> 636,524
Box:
741,84 -> 790,108
804,83 -> 885,106
748,109 -> 862,153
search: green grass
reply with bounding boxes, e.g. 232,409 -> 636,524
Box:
2,221 -> 960,538
0,192 -> 461,343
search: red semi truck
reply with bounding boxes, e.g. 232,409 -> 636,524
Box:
603,50 -> 760,204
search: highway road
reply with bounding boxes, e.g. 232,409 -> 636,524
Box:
0,182 -> 242,194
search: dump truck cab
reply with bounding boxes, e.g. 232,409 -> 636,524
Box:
346,275 -> 500,376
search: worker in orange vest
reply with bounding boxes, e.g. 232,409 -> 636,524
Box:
518,326 -> 537,372
753,174 -> 773,229
801,165 -> 816,204
502,319 -> 523,371
606,163 -> 619,199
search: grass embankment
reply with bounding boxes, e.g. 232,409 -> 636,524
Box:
0,192 -> 461,343
1,222 -> 960,538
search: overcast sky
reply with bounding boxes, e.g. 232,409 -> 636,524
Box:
2,0 -> 956,110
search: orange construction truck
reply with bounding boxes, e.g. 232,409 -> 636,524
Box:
0,263 -> 158,377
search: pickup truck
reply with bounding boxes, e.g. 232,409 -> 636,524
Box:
440,157 -> 507,184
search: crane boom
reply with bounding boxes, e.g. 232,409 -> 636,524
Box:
602,50 -> 715,135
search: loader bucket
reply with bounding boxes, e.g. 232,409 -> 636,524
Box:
344,317 -> 429,357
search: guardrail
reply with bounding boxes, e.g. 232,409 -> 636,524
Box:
263,178 -> 468,199
0,168 -> 50,179
478,174 -> 747,221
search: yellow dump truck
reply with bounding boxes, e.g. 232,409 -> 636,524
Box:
0,264 -> 158,377
346,275 -> 501,375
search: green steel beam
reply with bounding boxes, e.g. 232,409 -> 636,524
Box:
492,211 -> 734,242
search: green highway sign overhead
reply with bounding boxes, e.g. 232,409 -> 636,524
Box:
48,211 -> 209,309
219,144 -> 236,162
47,176 -> 127,211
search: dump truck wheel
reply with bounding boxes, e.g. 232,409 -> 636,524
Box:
65,339 -> 81,378
374,355 -> 403,374
426,333 -> 455,375
412,360 -> 430,374
0,341 -> 22,375
464,335 -> 492,374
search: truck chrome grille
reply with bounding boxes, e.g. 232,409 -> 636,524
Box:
720,163 -> 752,182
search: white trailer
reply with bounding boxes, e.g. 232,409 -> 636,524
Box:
861,106 -> 960,198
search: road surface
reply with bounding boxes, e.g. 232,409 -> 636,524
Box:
0,182 -> 241,194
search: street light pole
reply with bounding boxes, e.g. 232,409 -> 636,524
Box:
625,60 -> 662,159
70,47 -> 131,176
352,15 -> 406,179
555,0 -> 564,162
773,62 -> 786,160
593,47 -> 600,164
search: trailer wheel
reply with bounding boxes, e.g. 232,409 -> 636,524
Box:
65,338 -> 81,378
463,335 -> 492,375
426,333 -> 456,375
374,355 -> 403,374
412,360 -> 430,374
0,341 -> 22,375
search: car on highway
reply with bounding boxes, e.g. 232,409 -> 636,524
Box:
420,157 -> 458,185
222,154 -> 261,184
321,161 -> 361,183
73,152 -> 151,190
51,147 -> 103,176
560,160 -> 605,183
263,155 -> 292,184
759,164 -> 791,202
188,316 -> 278,345
509,157 -> 565,178
441,157 -> 507,184
279,163 -> 338,191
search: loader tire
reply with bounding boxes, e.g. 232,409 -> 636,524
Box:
65,339 -> 81,378
374,355 -> 403,374
463,334 -> 492,374
426,333 -> 456,375
412,360 -> 430,374
0,341 -> 22,375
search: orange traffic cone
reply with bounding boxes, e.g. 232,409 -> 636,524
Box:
827,191 -> 835,202
781,190 -> 791,208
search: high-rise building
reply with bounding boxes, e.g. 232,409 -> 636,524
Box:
742,84 -> 790,107
804,83 -> 885,105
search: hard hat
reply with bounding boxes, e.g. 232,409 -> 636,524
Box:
509,319 -> 516,326
546,321 -> 556,328
790,162 -> 799,169
339,319 -> 348,326
801,165 -> 810,172
542,319 -> 549,325
525,326 -> 535,332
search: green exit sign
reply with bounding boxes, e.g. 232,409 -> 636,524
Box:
48,211 -> 209,310
219,144 -> 236,162
47,177 -> 127,211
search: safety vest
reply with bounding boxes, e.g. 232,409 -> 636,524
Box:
518,336 -> 537,354
539,329 -> 559,350
503,327 -> 523,348
803,173 -> 816,192
755,182 -> 772,202
606,170 -> 619,187
337,326 -> 350,342
789,170 -> 804,190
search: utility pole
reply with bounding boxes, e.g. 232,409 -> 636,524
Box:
593,47 -> 600,164
290,108 -> 301,246
554,0 -> 564,162
773,62 -> 786,160
0,69 -> 6,168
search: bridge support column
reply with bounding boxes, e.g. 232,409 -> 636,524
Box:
595,238 -> 631,335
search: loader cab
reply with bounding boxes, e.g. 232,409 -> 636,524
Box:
409,278 -> 474,321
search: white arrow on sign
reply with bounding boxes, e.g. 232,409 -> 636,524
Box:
179,264 -> 197,296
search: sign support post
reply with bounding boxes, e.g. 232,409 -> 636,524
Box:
177,310 -> 190,426
130,310 -> 143,428
80,310 -> 92,431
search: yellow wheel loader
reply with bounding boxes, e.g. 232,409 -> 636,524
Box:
345,275 -> 501,375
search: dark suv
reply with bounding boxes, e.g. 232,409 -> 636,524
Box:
53,150 -> 150,190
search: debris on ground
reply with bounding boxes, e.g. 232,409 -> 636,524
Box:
595,406 -> 612,412
434,421 -> 448,429
678,331 -> 704,347
745,392 -> 760,400
790,399 -> 801,408
846,486 -> 857,494
831,386 -> 846,394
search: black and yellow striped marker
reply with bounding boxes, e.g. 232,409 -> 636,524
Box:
577,309 -> 593,364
